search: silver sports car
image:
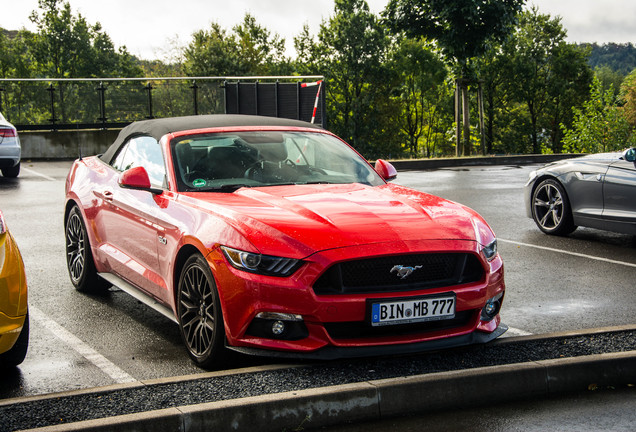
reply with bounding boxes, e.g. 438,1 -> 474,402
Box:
525,148 -> 636,235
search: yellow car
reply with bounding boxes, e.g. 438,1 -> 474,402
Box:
0,209 -> 28,367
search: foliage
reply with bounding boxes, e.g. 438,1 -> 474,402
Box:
497,8 -> 592,154
389,37 -> 452,157
308,0 -> 401,158
28,0 -> 141,78
562,77 -> 635,153
384,0 -> 524,157
384,0 -> 524,74
595,65 -> 624,97
584,42 -> 636,76
621,69 -> 636,128
0,29 -> 37,78
183,14 -> 291,77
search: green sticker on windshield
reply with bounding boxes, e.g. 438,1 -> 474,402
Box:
192,179 -> 206,188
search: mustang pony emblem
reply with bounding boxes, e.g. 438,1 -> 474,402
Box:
390,265 -> 423,279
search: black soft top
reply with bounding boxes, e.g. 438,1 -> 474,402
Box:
100,114 -> 323,163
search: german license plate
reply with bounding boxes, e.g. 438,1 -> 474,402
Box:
370,294 -> 456,326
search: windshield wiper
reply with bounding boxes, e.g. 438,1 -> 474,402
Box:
196,184 -> 252,192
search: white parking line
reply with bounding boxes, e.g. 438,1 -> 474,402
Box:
499,238 -> 636,268
21,167 -> 57,182
29,305 -> 137,384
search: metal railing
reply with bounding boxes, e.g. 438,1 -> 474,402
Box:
0,76 -> 324,131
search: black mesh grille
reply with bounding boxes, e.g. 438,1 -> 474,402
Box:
313,253 -> 484,295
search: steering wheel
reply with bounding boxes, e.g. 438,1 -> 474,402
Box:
244,162 -> 264,181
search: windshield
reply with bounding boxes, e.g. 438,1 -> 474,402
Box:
171,131 -> 384,192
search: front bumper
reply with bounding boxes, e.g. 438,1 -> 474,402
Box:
229,323 -> 508,360
208,239 -> 506,357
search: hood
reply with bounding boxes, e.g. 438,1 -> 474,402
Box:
184,183 -> 494,258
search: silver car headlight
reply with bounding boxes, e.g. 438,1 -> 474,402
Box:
481,239 -> 498,261
220,246 -> 302,277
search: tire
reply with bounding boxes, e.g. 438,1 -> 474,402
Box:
1,162 -> 20,178
531,178 -> 576,235
65,206 -> 109,294
0,311 -> 29,367
177,254 -> 226,369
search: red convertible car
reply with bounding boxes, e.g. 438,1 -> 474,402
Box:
64,115 -> 505,368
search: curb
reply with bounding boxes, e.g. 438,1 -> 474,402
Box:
17,349 -> 636,432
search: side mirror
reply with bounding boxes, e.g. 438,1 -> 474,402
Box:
374,159 -> 397,181
119,166 -> 162,194
624,148 -> 636,163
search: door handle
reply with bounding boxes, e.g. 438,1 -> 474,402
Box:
93,189 -> 114,202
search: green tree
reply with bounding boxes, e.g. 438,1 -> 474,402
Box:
545,42 -> 593,153
233,14 -> 289,75
0,30 -> 11,77
310,0 -> 398,158
384,0 -> 524,72
585,42 -> 636,76
293,24 -> 322,76
475,41 -> 516,154
502,8 -> 592,153
390,37 -> 450,157
562,77 -> 634,153
183,14 -> 290,77
621,68 -> 636,127
595,65 -> 625,97
384,0 -> 524,155
29,0 -> 140,78
183,23 -> 241,76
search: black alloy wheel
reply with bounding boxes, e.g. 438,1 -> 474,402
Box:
531,179 -> 576,235
65,206 -> 109,293
177,254 -> 225,369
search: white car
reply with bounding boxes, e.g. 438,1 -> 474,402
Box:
0,112 -> 21,178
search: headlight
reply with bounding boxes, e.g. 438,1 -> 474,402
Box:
220,246 -> 302,277
482,239 -> 498,261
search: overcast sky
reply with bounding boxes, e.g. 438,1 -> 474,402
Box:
2,0 -> 636,61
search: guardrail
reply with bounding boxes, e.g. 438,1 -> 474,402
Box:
0,76 -> 325,131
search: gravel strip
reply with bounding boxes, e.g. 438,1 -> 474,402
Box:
2,330 -> 635,432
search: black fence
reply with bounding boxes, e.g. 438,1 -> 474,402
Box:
0,76 -> 325,131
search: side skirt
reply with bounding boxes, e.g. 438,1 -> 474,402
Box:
98,272 -> 178,323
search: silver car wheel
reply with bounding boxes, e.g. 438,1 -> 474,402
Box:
531,179 -> 576,235
534,182 -> 563,230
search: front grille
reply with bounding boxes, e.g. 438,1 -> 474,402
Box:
313,253 -> 484,295
324,310 -> 475,340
